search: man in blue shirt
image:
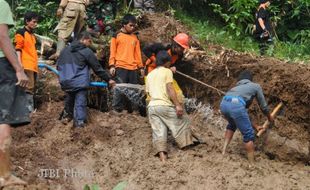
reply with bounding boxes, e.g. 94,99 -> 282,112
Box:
220,70 -> 274,164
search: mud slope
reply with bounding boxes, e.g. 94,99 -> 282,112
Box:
139,13 -> 310,161
6,13 -> 310,190
8,99 -> 310,190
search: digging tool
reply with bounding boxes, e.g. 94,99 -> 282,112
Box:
257,102 -> 284,137
175,70 -> 225,95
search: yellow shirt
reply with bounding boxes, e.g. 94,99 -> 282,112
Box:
146,67 -> 174,107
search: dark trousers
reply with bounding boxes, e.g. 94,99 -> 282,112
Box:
64,89 -> 87,124
115,68 -> 139,84
113,68 -> 138,112
256,35 -> 273,56
0,58 -> 31,126
259,40 -> 269,55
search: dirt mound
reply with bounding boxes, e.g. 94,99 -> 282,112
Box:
138,13 -> 310,161
6,13 -> 310,190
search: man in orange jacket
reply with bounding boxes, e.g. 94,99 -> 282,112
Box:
143,33 -> 190,75
109,14 -> 144,113
15,12 -> 39,108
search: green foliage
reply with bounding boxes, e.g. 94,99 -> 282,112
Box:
83,184 -> 100,190
162,0 -> 309,62
112,181 -> 127,190
273,41 -> 310,62
175,10 -> 257,53
175,10 -> 310,62
165,0 -> 310,44
210,0 -> 257,37
9,0 -> 58,37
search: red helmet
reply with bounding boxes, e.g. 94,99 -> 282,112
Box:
173,33 -> 190,49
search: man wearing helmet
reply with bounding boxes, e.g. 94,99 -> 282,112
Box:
142,33 -> 190,105
143,33 -> 189,75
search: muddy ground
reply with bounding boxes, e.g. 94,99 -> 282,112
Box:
6,13 -> 310,190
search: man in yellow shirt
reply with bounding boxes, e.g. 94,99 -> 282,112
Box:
146,50 -> 202,162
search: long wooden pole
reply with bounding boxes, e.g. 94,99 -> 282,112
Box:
257,102 -> 284,137
176,70 -> 225,95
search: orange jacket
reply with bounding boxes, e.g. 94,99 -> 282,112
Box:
145,49 -> 179,73
109,32 -> 143,71
15,28 -> 38,72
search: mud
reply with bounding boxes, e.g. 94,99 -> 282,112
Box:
5,13 -> 310,189
138,13 -> 310,161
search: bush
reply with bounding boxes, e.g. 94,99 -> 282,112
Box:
8,0 -> 58,37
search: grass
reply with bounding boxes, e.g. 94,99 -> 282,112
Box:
174,10 -> 310,63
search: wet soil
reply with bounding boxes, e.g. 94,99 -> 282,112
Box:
5,13 -> 310,190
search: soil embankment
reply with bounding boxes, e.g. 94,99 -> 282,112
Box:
6,13 -> 310,190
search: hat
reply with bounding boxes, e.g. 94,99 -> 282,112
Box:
173,33 -> 190,49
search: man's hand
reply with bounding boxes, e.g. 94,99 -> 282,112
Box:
140,68 -> 145,78
255,125 -> 264,131
176,105 -> 183,118
56,7 -> 64,18
170,66 -> 176,73
108,79 -> 116,88
261,29 -> 270,38
15,70 -> 29,88
252,123 -> 263,131
267,114 -> 274,125
109,67 -> 116,76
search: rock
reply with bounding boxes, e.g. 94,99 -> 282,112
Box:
265,131 -> 309,161
99,121 -> 110,127
115,129 -> 124,136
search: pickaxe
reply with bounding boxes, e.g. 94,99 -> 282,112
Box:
257,102 -> 284,137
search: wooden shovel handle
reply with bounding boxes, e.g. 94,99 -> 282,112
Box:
257,102 -> 283,137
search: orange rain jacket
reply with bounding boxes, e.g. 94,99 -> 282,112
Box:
15,28 -> 38,72
142,43 -> 181,74
109,31 -> 143,71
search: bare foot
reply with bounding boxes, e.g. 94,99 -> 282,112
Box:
0,174 -> 27,187
159,152 -> 167,163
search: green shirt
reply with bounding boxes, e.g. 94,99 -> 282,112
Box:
0,0 -> 15,58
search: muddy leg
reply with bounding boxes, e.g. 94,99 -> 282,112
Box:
159,151 -> 167,162
0,124 -> 26,187
222,129 -> 234,155
244,141 -> 255,164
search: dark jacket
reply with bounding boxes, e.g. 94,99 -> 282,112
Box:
254,7 -> 272,38
57,40 -> 110,91
142,43 -> 184,69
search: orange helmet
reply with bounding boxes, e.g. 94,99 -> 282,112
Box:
173,33 -> 190,49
